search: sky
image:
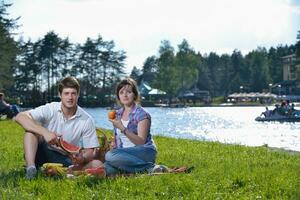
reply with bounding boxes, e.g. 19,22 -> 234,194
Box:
7,0 -> 300,73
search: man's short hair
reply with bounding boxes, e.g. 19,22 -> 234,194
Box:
58,77 -> 80,94
0,93 -> 4,99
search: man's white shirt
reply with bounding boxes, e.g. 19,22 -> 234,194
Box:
29,102 -> 99,148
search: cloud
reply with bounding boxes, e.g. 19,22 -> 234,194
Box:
8,0 -> 299,72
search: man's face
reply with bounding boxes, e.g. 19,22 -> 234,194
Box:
60,88 -> 79,109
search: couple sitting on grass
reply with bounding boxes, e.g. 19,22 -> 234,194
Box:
16,76 -> 157,179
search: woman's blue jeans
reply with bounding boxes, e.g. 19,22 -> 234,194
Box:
104,146 -> 156,176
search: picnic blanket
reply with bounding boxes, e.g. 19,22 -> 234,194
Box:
41,128 -> 194,178
41,163 -> 194,178
149,164 -> 194,175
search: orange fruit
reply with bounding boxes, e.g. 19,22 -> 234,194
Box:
108,110 -> 116,120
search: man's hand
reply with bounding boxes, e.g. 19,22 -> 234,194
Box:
44,132 -> 59,145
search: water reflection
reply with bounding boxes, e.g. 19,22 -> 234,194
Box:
84,106 -> 300,152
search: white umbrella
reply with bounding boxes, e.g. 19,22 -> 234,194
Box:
148,89 -> 166,95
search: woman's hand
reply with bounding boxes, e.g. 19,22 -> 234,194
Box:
70,152 -> 85,165
109,118 -> 125,132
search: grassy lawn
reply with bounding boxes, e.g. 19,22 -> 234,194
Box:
0,120 -> 299,199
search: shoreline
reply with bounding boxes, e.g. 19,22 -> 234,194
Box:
266,146 -> 300,155
96,126 -> 300,155
17,102 -> 300,109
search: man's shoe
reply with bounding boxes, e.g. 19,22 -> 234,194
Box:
26,166 -> 37,180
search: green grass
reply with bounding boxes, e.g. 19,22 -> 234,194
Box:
0,120 -> 299,199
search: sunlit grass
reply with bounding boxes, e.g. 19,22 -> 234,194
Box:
0,120 -> 299,199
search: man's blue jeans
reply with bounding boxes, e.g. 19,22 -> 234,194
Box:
104,146 -> 156,176
35,141 -> 72,168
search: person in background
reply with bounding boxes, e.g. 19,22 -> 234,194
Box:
105,78 -> 157,176
0,92 -> 20,118
272,104 -> 279,115
278,101 -> 287,115
15,76 -> 99,179
262,107 -> 271,117
285,100 -> 291,110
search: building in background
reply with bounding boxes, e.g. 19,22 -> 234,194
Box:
282,54 -> 298,81
271,54 -> 300,101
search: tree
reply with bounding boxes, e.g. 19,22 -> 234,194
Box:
219,54 -> 232,96
154,40 -> 177,100
268,45 -> 292,84
99,39 -> 126,97
246,48 -> 271,92
38,31 -> 64,102
79,37 -> 102,104
295,30 -> 300,58
141,56 -> 157,85
79,36 -> 126,105
229,50 -> 247,92
205,52 -> 221,96
175,39 -> 199,94
196,53 -> 211,92
130,66 -> 142,84
0,1 -> 18,93
58,38 -> 75,77
13,39 -> 43,105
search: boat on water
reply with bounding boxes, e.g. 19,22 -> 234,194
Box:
255,108 -> 300,122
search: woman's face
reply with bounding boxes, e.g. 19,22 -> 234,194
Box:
118,85 -> 135,106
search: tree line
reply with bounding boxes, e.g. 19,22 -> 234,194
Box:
14,32 -> 126,106
1,2 -> 300,107
130,38 -> 300,101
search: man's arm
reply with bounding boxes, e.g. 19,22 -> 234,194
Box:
2,100 -> 10,107
15,111 -> 57,144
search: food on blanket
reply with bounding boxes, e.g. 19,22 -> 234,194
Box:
41,163 -> 67,177
108,110 -> 116,119
109,136 -> 116,149
98,134 -> 107,148
59,137 -> 80,153
85,166 -> 106,177
42,163 -> 63,168
46,168 -> 58,177
70,169 -> 86,176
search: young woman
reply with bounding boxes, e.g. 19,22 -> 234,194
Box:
105,78 -> 157,176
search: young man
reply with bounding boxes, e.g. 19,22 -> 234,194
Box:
16,76 -> 99,179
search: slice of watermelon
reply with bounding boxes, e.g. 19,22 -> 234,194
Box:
85,166 -> 106,177
59,137 -> 81,154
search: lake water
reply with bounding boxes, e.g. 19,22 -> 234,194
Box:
84,106 -> 300,152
